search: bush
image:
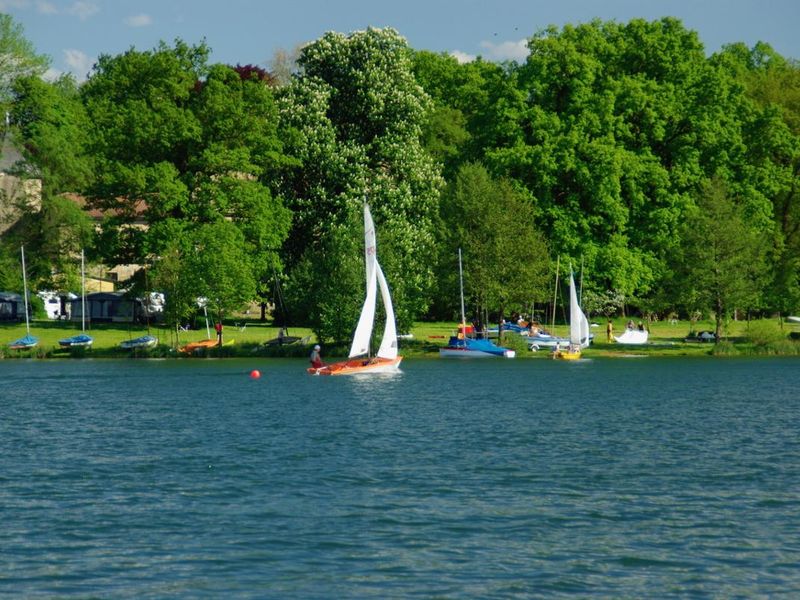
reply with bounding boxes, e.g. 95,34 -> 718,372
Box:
746,321 -> 784,347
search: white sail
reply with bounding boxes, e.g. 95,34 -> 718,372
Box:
349,204 -> 379,358
568,271 -> 584,346
363,204 -> 377,296
376,261 -> 398,360
580,310 -> 591,348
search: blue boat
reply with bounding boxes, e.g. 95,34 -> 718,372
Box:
58,333 -> 93,348
9,333 -> 38,350
438,249 -> 515,359
440,335 -> 515,358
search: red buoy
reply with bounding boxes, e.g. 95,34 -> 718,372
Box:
250,369 -> 261,379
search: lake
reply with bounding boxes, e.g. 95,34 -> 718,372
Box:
1,357 -> 799,598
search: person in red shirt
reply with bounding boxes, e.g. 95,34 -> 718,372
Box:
309,344 -> 324,368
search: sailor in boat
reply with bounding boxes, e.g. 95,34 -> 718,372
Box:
310,344 -> 324,369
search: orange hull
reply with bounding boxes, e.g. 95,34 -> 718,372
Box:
179,339 -> 219,353
307,356 -> 403,375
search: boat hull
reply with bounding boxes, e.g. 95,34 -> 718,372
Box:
439,336 -> 515,358
9,335 -> 38,350
58,334 -> 93,348
120,335 -> 158,349
179,339 -> 218,353
308,356 -> 403,376
554,349 -> 582,360
526,334 -> 569,351
614,330 -> 649,345
439,346 -> 515,358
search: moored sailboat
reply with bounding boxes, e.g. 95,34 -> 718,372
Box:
554,269 -> 589,360
308,204 -> 402,375
439,249 -> 515,359
59,250 -> 93,348
9,246 -> 38,350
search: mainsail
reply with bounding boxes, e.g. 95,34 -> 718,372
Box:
348,204 -> 397,360
568,271 -> 588,347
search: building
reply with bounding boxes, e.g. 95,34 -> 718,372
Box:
0,292 -> 25,321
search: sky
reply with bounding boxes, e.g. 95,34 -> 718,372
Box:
2,0 -> 799,81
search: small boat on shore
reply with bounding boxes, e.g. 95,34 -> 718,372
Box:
58,333 -> 93,348
59,250 -> 93,349
179,338 -> 218,353
614,329 -> 649,344
120,335 -> 158,349
8,246 -> 38,351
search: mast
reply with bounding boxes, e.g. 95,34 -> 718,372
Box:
21,245 -> 30,335
458,248 -> 466,331
80,249 -> 86,332
551,255 -> 560,334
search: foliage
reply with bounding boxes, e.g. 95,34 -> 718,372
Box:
437,162 -> 550,322
0,14 -> 49,108
11,74 -> 93,194
670,177 -> 767,340
277,27 -> 442,334
182,221 -> 257,320
3,18 -> 800,324
80,40 -> 291,316
581,288 -> 626,318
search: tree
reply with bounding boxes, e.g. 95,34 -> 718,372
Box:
671,178 -> 767,340
183,221 -> 256,323
411,50 -> 524,178
277,28 -> 442,338
0,14 -> 49,109
714,42 -> 800,316
81,41 -> 291,313
485,18 -> 756,305
11,74 -> 93,194
437,162 -> 550,324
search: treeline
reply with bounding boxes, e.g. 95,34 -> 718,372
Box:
0,15 -> 798,341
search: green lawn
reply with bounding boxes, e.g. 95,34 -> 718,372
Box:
0,316 -> 798,359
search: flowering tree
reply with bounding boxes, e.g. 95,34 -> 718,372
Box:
277,27 -> 443,341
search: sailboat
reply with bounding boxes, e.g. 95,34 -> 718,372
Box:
9,246 -> 38,350
439,249 -> 515,358
58,250 -> 93,348
308,204 -> 402,375
554,269 -> 589,360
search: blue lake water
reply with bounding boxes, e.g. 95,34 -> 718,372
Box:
1,357 -> 799,598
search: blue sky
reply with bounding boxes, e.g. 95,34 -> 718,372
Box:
2,0 -> 799,81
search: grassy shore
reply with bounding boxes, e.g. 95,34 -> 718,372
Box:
1,316 -> 799,359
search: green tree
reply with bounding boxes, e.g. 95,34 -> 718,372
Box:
671,178 -> 767,340
411,51 -> 524,177
714,42 -> 800,315
81,41 -> 291,313
489,18 -> 754,304
277,27 -> 442,338
0,14 -> 49,110
183,221 -> 256,324
438,162 -> 550,324
11,74 -> 93,194
7,74 -> 96,289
